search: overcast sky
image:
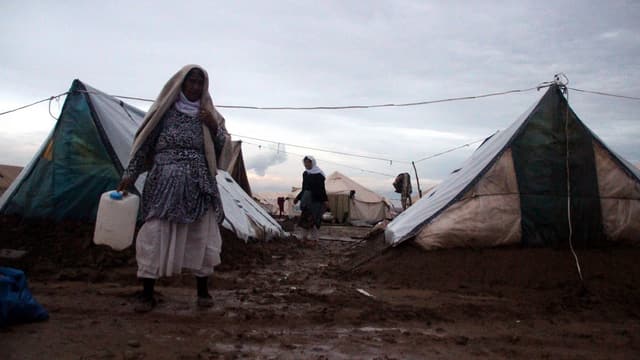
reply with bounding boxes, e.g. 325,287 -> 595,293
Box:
1,0 -> 639,200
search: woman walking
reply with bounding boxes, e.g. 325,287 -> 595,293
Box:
118,65 -> 229,312
293,156 -> 328,243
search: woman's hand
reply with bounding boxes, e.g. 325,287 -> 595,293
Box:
117,177 -> 133,195
199,109 -> 218,134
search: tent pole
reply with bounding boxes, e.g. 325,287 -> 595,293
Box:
411,161 -> 423,198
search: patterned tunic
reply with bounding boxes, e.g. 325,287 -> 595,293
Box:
123,107 -> 226,224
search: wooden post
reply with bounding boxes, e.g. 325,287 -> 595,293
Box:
412,161 -> 423,198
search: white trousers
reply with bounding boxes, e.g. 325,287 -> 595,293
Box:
136,209 -> 222,279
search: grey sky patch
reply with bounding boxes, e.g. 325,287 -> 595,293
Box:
0,130 -> 50,166
1,0 -> 639,195
245,143 -> 288,176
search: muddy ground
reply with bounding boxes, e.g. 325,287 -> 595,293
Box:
1,216 -> 640,359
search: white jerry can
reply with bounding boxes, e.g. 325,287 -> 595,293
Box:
93,191 -> 140,251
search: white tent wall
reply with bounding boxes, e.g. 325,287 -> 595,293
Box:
84,83 -> 151,193
253,195 -> 278,215
218,172 -> 284,241
415,149 -> 521,250
348,199 -> 390,224
384,101 -> 535,246
325,171 -> 391,225
593,141 -> 640,245
85,83 -> 145,172
253,192 -> 296,217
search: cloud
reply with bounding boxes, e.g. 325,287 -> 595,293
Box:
245,143 -> 288,176
598,30 -> 622,40
374,126 -> 473,142
1,0 -> 639,195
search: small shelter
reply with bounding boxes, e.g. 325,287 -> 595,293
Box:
0,80 -> 284,241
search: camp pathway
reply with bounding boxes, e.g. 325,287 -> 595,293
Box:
2,225 -> 639,359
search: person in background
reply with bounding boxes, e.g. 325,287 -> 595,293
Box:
117,65 -> 230,313
293,156 -> 328,244
277,196 -> 286,218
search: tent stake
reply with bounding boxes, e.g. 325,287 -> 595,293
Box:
412,161 -> 423,198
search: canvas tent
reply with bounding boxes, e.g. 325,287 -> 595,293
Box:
0,79 -> 284,241
322,171 -> 391,225
225,140 -> 252,196
253,192 -> 296,217
386,84 -> 640,250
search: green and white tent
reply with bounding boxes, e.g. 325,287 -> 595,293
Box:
386,85 -> 640,250
0,80 -> 284,241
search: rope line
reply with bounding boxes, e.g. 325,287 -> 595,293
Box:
0,83 -> 549,116
235,133 -> 497,166
569,87 -> 640,101
241,141 -> 396,177
214,86 -> 544,110
413,134 -> 495,163
48,95 -> 61,120
107,86 -> 640,108
109,87 -> 545,109
2,83 -> 639,118
232,133 -> 409,164
0,91 -> 69,116
0,88 -> 498,167
92,86 -> 640,105
559,76 -> 584,283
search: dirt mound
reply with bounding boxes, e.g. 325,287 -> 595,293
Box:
0,216 -> 294,281
217,229 -> 300,271
354,240 -> 640,308
0,216 -> 134,277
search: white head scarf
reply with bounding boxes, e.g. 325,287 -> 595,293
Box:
303,155 -> 325,177
174,91 -> 201,116
130,65 -> 232,177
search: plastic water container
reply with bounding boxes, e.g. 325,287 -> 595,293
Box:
93,191 -> 140,251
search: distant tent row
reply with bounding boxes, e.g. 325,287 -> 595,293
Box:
0,80 -> 284,241
254,172 -> 392,225
386,85 -> 640,250
255,171 -> 391,225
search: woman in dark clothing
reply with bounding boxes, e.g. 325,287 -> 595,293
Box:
293,156 -> 328,242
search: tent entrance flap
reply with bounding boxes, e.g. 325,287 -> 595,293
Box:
511,87 -> 603,247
